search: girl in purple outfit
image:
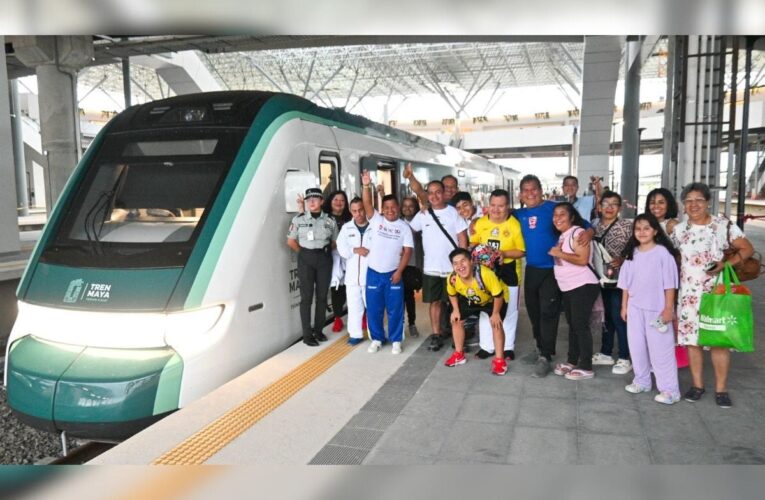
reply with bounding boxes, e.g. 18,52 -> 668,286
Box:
618,214 -> 681,404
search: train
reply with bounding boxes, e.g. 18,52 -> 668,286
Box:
4,90 -> 520,441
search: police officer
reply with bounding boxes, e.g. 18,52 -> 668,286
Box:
287,188 -> 338,346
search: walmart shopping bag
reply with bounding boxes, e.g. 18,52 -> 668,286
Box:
698,264 -> 754,352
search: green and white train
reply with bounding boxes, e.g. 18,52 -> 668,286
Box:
4,91 -> 519,440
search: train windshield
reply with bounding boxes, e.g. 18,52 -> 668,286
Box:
41,128 -> 247,268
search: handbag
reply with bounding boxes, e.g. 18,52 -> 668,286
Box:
698,263 -> 754,352
722,219 -> 764,282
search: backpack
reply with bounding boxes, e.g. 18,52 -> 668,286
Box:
448,265 -> 488,293
569,227 -> 617,287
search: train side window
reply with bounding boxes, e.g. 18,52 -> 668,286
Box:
284,170 -> 319,213
319,152 -> 340,195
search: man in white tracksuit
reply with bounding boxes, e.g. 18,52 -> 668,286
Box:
336,197 -> 372,345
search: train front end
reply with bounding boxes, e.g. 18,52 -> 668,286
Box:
3,92 -> 269,440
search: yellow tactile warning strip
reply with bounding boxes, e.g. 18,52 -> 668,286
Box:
153,335 -> 355,465
110,466 -> 222,500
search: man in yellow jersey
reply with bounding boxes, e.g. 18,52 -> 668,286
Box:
470,189 -> 525,360
444,248 -> 509,376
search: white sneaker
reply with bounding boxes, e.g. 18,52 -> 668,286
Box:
612,359 -> 633,375
592,353 -> 615,366
654,391 -> 680,405
391,342 -> 402,354
367,340 -> 382,353
625,382 -> 651,394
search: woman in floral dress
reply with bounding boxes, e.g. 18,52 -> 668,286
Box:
671,183 -> 754,408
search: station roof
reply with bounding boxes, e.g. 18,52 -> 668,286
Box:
7,35 -> 764,118
71,36 -> 596,105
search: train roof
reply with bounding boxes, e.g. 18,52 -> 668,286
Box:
106,90 -> 503,169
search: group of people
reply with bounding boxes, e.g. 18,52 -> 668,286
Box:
286,167 -> 755,408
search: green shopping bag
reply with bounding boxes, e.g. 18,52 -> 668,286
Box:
698,263 -> 754,352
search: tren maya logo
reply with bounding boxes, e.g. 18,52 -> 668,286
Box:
63,279 -> 112,304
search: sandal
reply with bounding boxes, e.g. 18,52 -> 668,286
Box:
715,392 -> 732,409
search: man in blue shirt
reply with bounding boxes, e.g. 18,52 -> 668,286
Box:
561,175 -> 602,222
515,175 -> 593,377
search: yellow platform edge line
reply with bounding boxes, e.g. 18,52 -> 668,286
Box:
153,335 -> 355,465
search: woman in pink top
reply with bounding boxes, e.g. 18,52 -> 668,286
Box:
548,202 -> 600,380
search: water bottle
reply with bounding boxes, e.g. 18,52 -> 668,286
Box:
650,317 -> 668,333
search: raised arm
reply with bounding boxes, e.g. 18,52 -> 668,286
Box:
592,176 -> 603,204
361,169 -> 375,219
403,162 -> 428,207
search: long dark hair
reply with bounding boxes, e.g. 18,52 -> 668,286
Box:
621,213 -> 680,261
552,202 -> 586,236
323,190 -> 352,226
644,188 -> 679,220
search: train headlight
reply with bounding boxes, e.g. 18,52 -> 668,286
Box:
164,305 -> 224,345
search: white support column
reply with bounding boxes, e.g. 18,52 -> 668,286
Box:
12,36 -> 93,209
576,36 -> 622,192
0,35 -> 22,255
679,36 -> 700,191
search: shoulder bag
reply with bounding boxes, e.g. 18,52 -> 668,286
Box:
722,219 -> 764,282
428,207 -> 459,249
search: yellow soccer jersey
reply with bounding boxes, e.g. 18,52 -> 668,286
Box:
470,214 -> 525,279
447,265 -> 509,306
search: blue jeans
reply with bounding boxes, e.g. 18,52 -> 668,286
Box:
366,268 -> 405,343
600,287 -> 629,360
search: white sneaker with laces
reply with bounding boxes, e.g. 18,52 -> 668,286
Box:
625,383 -> 651,394
612,359 -> 633,375
367,340 -> 382,353
592,353 -> 615,366
391,342 -> 402,355
654,391 -> 680,405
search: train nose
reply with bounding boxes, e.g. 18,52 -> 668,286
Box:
6,336 -> 183,440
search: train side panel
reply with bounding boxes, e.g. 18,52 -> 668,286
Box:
171,119 -> 309,405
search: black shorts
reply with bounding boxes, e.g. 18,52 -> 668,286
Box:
455,295 -> 507,320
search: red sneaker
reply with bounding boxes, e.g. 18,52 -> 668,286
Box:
491,358 -> 508,376
444,351 -> 467,367
332,317 -> 344,333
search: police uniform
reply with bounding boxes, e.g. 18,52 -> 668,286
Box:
287,188 -> 338,345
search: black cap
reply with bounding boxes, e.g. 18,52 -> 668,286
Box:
304,188 -> 323,201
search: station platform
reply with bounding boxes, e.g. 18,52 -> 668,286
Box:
93,227 -> 765,466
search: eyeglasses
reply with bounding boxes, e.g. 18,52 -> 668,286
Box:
600,202 -> 620,208
683,198 -> 707,205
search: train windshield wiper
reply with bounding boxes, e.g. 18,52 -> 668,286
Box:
82,166 -> 129,254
